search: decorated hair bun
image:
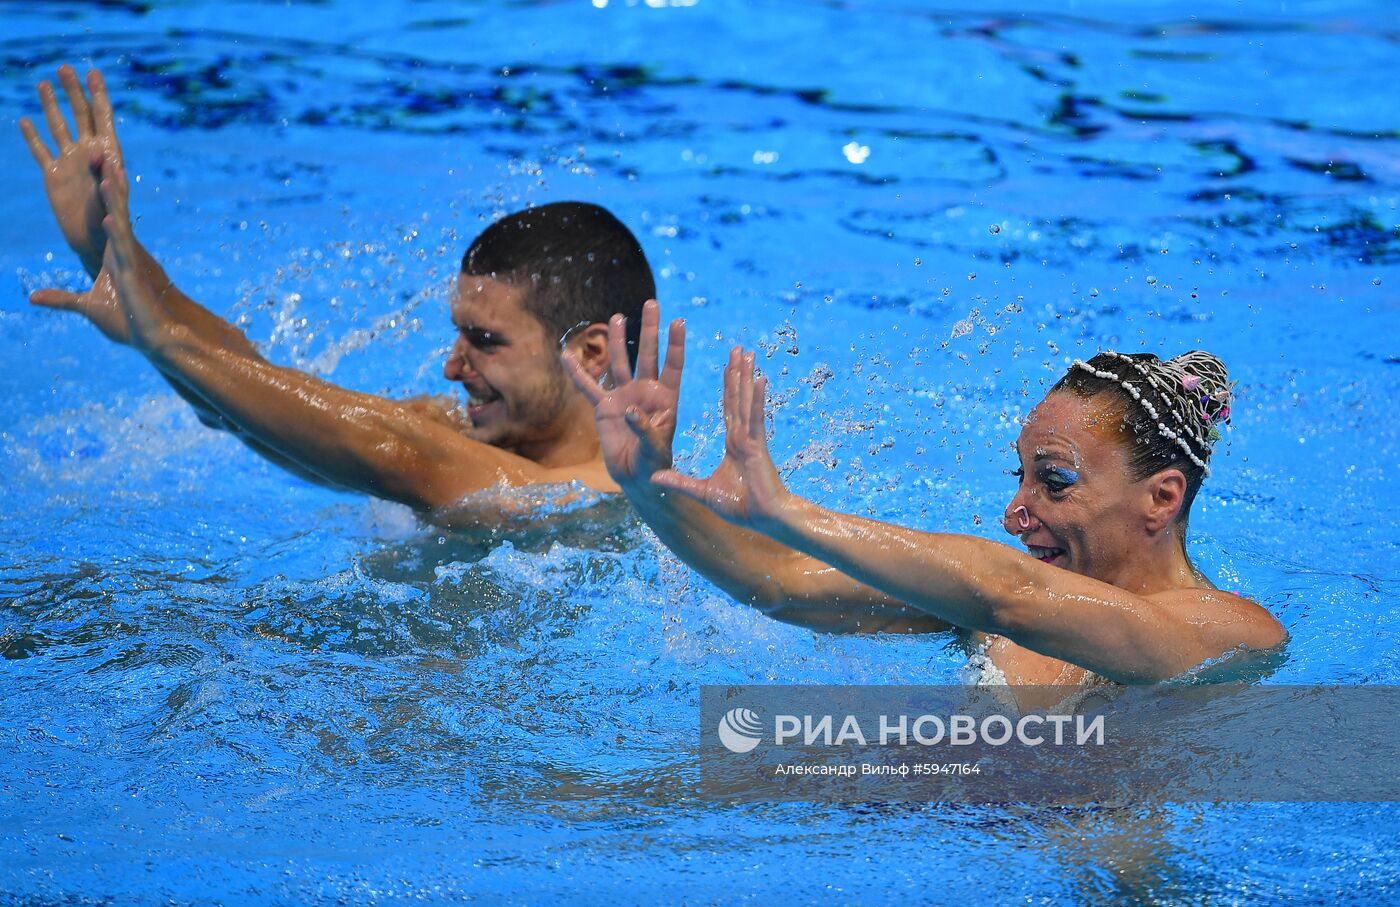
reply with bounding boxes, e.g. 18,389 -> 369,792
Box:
1165,350 -> 1233,441
1070,350 -> 1234,475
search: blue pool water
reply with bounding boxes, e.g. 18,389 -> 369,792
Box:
2,0 -> 1398,902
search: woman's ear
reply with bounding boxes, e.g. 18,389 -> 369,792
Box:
1145,468 -> 1187,533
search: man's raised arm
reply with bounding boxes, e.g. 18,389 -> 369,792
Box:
23,65 -> 594,511
21,65 -> 348,487
22,67 -> 262,361
84,136 -> 570,510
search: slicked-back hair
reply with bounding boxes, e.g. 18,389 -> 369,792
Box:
460,202 -> 655,368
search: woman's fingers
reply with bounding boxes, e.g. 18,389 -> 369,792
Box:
650,468 -> 709,503
750,375 -> 768,446
738,351 -> 756,435
721,346 -> 739,432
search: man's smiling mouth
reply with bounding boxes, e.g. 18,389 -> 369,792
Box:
465,388 -> 502,418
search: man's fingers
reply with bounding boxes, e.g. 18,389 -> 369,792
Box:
37,80 -> 73,148
624,406 -> 672,454
606,314 -> 632,387
635,299 -> 660,382
29,288 -> 82,312
18,118 -> 54,167
623,406 -> 655,445
87,69 -> 121,154
562,351 -> 606,405
98,150 -> 136,268
108,143 -> 130,197
58,65 -> 94,138
659,317 -> 686,392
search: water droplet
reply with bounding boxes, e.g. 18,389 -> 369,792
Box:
913,258 -> 922,267
989,224 -> 1001,235
1090,288 -> 1100,298
967,272 -> 977,280
1373,278 -> 1382,286
1146,275 -> 1158,286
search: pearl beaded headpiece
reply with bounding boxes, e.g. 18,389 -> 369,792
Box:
1069,351 -> 1234,476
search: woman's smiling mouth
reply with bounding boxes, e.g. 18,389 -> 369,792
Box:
1027,544 -> 1066,565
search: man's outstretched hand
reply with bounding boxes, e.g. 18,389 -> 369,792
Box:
20,65 -> 124,279
563,299 -> 684,492
93,141 -> 173,352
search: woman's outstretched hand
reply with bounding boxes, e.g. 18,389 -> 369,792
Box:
563,299 -> 685,491
651,346 -> 794,532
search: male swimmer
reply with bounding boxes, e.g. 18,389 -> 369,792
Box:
567,302 -> 1286,686
21,66 -> 655,525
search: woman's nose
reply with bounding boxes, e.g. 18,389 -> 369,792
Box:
1003,492 -> 1036,535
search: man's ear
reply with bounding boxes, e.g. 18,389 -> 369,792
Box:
1144,468 -> 1187,533
566,323 -> 610,382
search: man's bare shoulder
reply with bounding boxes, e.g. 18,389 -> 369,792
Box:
538,459 -> 620,495
393,394 -> 619,501
428,472 -> 625,530
399,394 -> 471,430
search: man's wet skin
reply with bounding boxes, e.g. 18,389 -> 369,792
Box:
23,65 -> 656,524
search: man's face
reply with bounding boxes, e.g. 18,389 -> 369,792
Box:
443,273 -> 572,450
1002,392 -> 1146,583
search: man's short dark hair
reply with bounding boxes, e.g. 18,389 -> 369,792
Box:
460,202 -> 655,367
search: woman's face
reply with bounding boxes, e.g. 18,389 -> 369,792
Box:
1002,392 -> 1150,585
